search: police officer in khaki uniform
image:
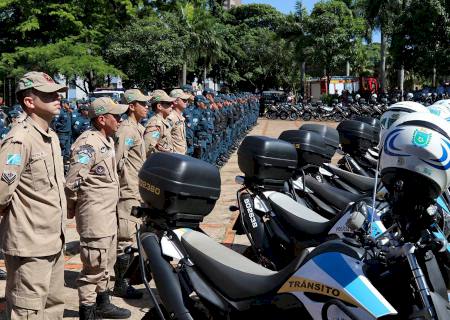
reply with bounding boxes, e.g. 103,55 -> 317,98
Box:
65,97 -> 131,319
0,71 -> 67,319
113,89 -> 150,299
144,90 -> 175,156
168,89 -> 190,155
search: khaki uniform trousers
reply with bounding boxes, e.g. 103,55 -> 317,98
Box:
5,250 -> 65,320
77,235 -> 117,305
117,199 -> 141,255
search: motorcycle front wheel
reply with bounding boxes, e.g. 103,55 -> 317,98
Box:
279,111 -> 289,120
302,112 -> 312,121
333,114 -> 343,122
289,112 -> 298,121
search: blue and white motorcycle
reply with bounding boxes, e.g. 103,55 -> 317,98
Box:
135,152 -> 398,320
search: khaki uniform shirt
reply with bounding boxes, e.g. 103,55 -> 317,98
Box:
115,118 -> 145,202
0,117 -> 66,257
167,110 -> 187,155
65,128 -> 119,238
144,113 -> 173,156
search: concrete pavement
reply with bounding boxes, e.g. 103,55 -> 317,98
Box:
0,118 -> 336,319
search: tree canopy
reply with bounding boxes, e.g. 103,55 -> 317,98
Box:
0,0 -> 448,95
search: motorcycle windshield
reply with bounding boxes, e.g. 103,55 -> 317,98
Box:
279,252 -> 397,318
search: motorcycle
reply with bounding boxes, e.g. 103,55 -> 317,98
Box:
136,152 -> 398,320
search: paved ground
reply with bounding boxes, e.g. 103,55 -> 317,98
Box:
0,118 -> 336,319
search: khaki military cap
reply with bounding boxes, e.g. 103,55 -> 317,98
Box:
124,89 -> 151,103
16,71 -> 68,93
88,97 -> 128,119
151,90 -> 176,103
170,89 -> 191,100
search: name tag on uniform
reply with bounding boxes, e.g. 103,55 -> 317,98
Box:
6,154 -> 22,165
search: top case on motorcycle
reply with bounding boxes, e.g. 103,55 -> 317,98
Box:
181,230 -> 308,300
267,192 -> 332,235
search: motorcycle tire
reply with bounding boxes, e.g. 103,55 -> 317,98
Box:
302,112 -> 312,121
268,112 -> 277,120
279,111 -> 288,120
289,112 -> 298,121
334,114 -> 343,122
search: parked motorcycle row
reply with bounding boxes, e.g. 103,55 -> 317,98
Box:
128,99 -> 450,319
264,94 -> 450,122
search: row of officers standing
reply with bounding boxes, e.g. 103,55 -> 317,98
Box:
0,71 -> 259,320
50,86 -> 259,169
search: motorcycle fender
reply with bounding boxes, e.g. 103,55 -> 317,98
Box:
278,252 -> 397,319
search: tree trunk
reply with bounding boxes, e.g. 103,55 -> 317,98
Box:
203,66 -> 207,88
432,66 -> 436,87
182,62 -> 187,86
380,30 -> 387,93
346,61 -> 350,77
398,65 -> 405,101
300,61 -> 306,98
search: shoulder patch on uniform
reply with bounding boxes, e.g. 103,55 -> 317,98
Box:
76,144 -> 95,157
6,154 -> 22,166
125,137 -> 134,147
151,131 -> 161,139
76,154 -> 91,164
1,170 -> 17,185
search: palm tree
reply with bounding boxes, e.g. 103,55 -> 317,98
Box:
361,0 -> 403,93
175,0 -> 224,86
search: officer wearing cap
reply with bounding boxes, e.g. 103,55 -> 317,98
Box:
113,89 -> 150,300
0,71 -> 67,319
72,103 -> 91,141
168,89 -> 190,155
144,90 -> 175,156
52,99 -> 73,164
65,97 -> 131,319
193,95 -> 211,161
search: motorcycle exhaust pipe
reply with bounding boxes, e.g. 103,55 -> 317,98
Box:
140,232 -> 193,320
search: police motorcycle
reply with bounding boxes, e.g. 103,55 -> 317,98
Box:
332,99 -> 350,122
336,118 -> 381,178
347,96 -> 364,118
357,98 -> 374,118
368,95 -> 384,119
359,112 -> 450,319
233,133 -> 385,270
135,152 -> 398,320
315,101 -> 337,121
288,103 -> 305,121
264,103 -> 290,120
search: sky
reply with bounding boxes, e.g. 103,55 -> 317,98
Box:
241,0 -> 381,43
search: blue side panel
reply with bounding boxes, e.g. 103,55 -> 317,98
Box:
436,196 -> 450,214
313,252 -> 393,318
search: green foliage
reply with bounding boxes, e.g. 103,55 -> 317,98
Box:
0,0 -> 447,96
305,0 -> 365,79
105,16 -> 185,90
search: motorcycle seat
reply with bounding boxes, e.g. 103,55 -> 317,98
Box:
267,192 -> 331,235
324,164 -> 375,192
181,230 -> 308,300
303,175 -> 362,211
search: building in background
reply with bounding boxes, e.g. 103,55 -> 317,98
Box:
223,0 -> 241,10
